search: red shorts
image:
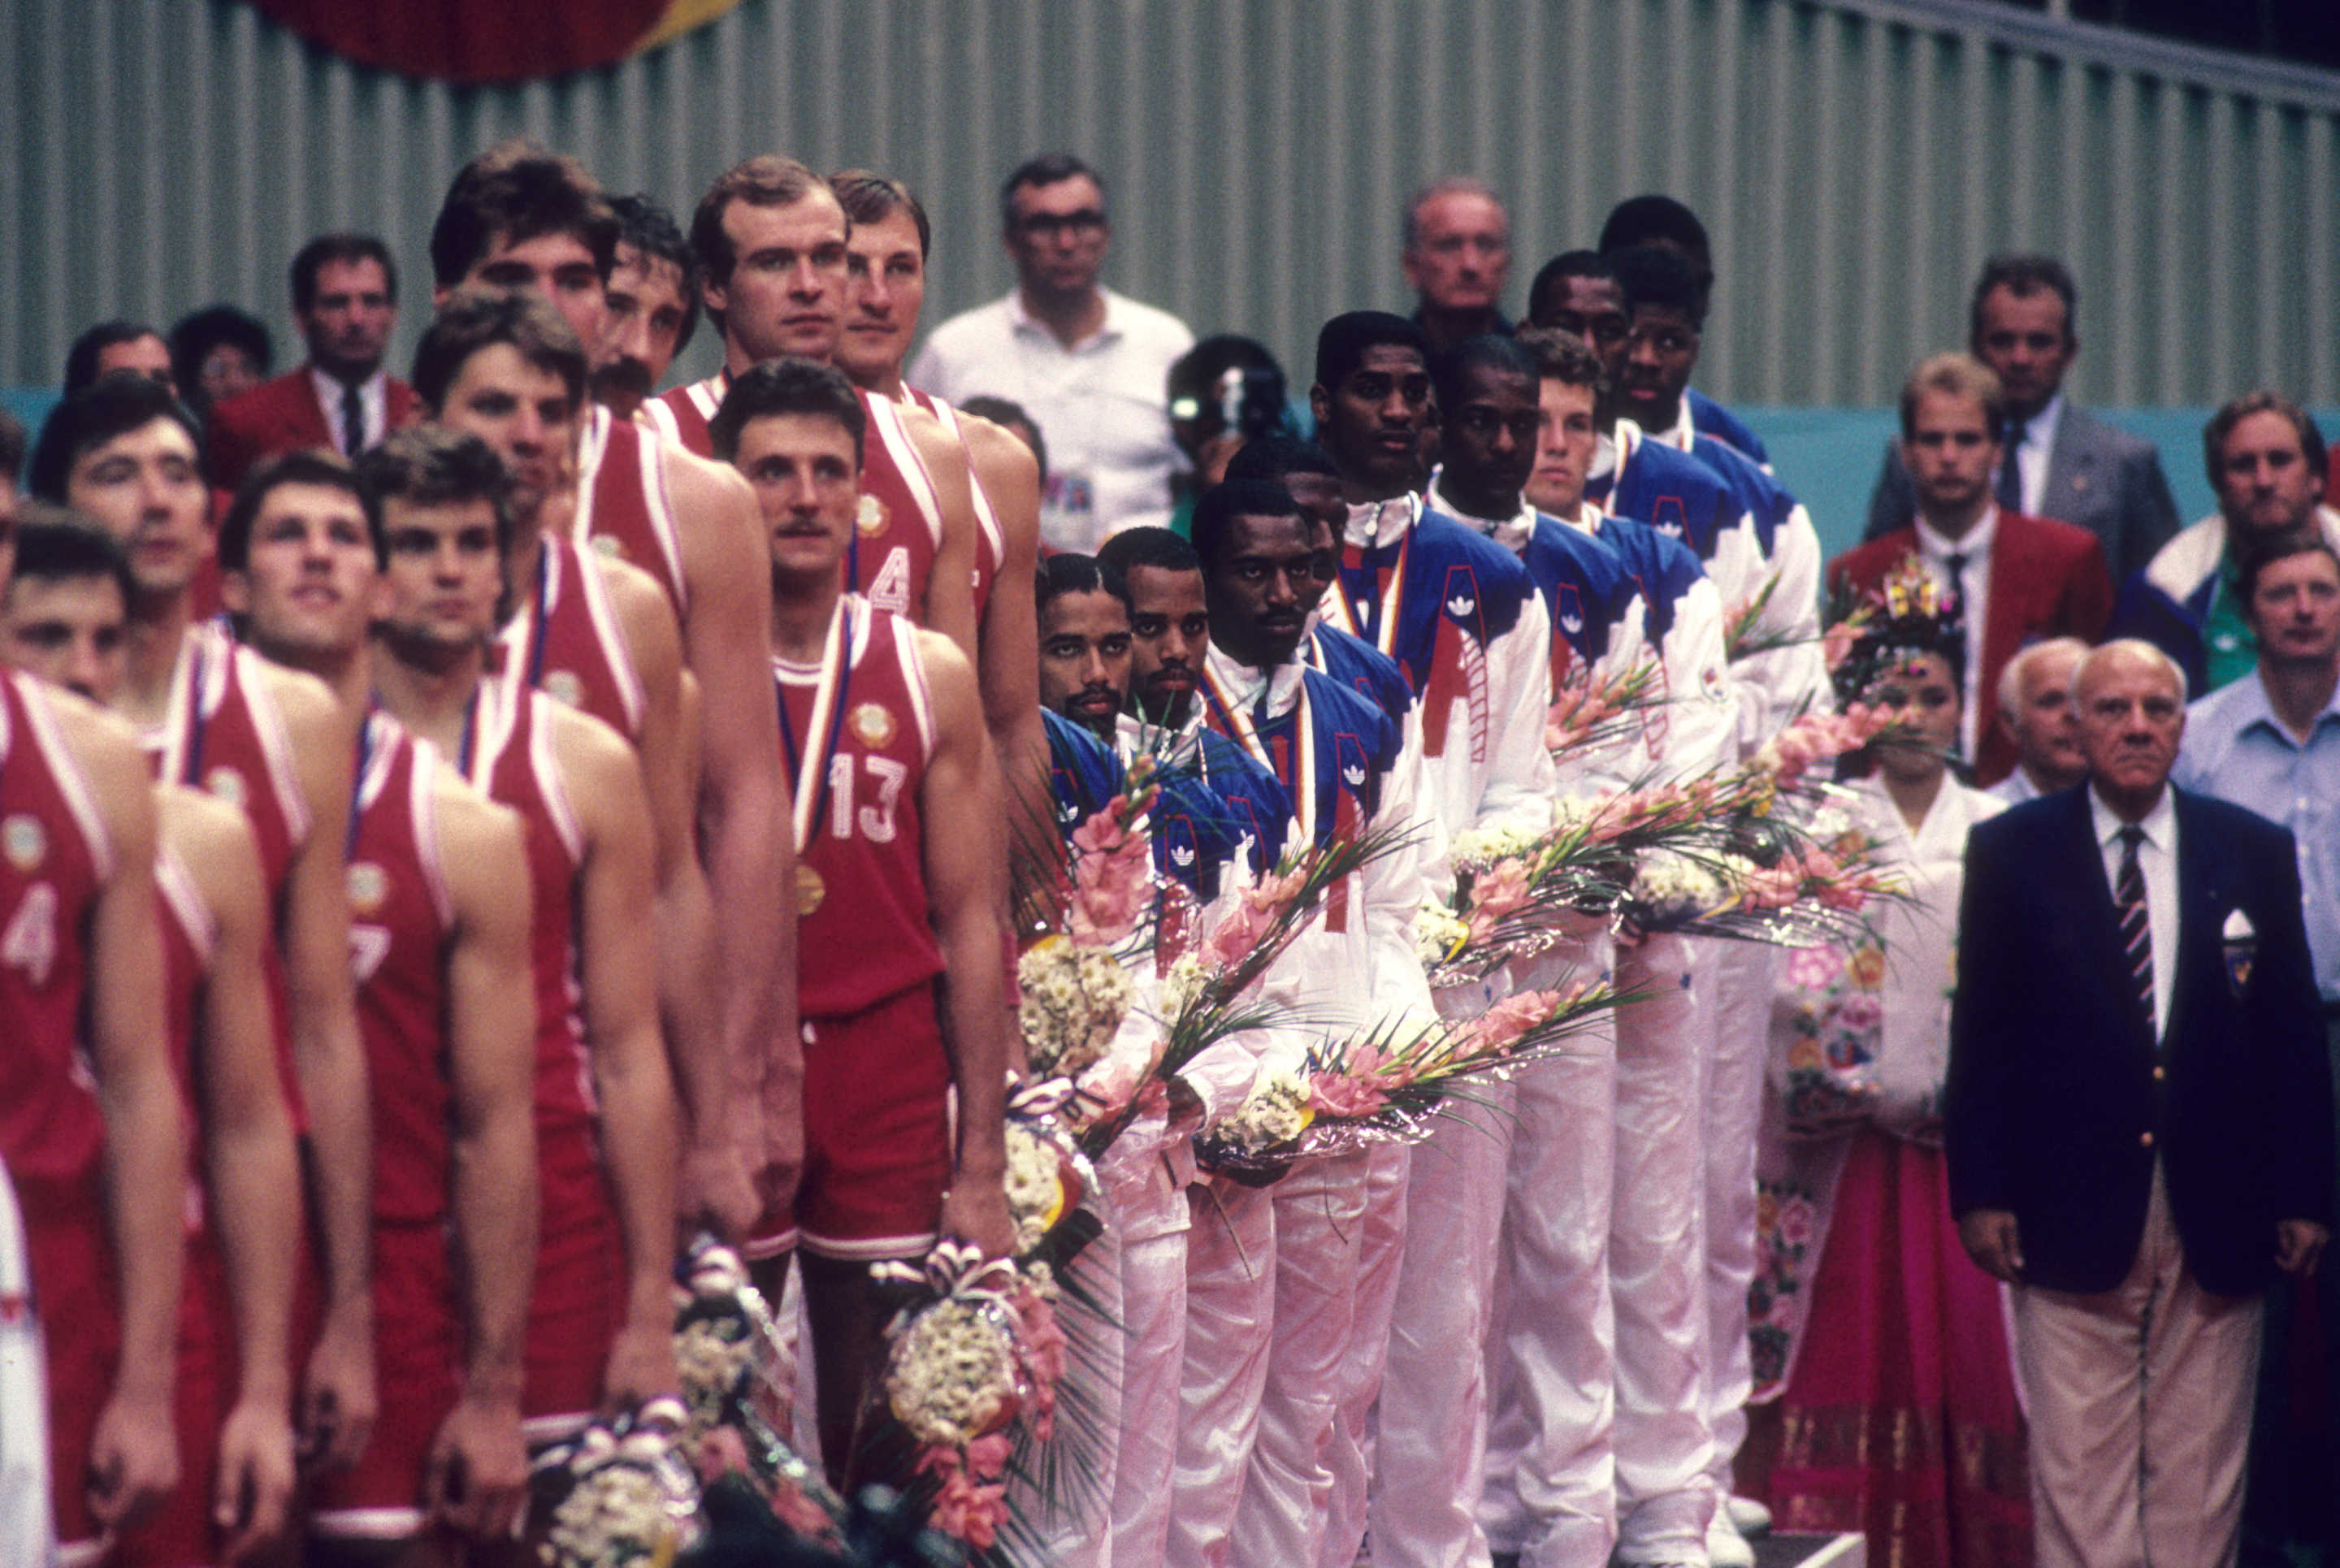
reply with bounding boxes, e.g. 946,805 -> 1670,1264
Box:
19,1175 -> 119,1562
521,1125 -> 620,1437
308,1222 -> 460,1540
747,982 -> 953,1263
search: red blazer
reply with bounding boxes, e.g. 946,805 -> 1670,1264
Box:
1828,509 -> 2112,786
206,365 -> 418,492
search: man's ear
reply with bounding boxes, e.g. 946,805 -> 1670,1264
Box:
1309,383 -> 1331,431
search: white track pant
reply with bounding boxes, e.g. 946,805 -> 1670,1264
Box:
1366,1082 -> 1515,1568
1112,1224 -> 1189,1568
1611,934 -> 1718,1565
1169,1180 -> 1276,1568
1230,1150 -> 1371,1568
1323,1141 -> 1415,1568
1701,941 -> 1778,1502
1480,1007 -> 1621,1567
1019,1215 -> 1122,1568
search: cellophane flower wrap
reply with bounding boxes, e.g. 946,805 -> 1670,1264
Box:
669,1238 -> 847,1549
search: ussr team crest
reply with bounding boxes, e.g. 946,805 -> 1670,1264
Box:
848,702 -> 896,749
544,670 -> 586,709
347,861 -> 389,915
2,814 -> 46,871
205,766 -> 248,808
591,534 -> 625,561
856,493 -> 890,538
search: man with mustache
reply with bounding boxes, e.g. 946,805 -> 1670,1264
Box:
593,194 -> 699,422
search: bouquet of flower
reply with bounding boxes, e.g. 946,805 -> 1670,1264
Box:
1017,936 -> 1138,1081
876,1245 -> 1072,1553
1001,1105 -> 1093,1258
1545,656 -> 1666,763
531,1401 -> 701,1568
670,1239 -> 848,1549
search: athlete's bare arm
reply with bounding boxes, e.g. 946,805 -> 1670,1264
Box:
648,448 -> 793,1240
909,632 -> 1013,1260
56,695 -> 184,1534
900,406 -> 982,663
254,663 -> 375,1470
424,769 -> 538,1541
161,786 -> 299,1558
963,414 -> 1047,792
549,704 -> 682,1410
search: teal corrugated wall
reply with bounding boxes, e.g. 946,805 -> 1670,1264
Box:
5,0 -> 2338,408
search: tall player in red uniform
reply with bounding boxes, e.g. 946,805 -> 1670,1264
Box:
410,290 -> 762,1241
429,141 -> 788,1243
830,170 -> 1048,790
0,496 -> 186,1564
710,358 -> 1012,1484
219,449 -> 543,1559
361,427 -> 680,1469
24,374 -> 379,1476
652,158 -> 982,659
0,513 -> 303,1566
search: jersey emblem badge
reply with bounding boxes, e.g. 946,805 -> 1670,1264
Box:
849,702 -> 897,749
347,862 -> 388,915
2,815 -> 45,871
857,493 -> 890,538
206,766 -> 248,808
544,670 -> 586,709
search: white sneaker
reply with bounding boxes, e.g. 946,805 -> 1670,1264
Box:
1725,1496 -> 1772,1536
1705,1516 -> 1757,1568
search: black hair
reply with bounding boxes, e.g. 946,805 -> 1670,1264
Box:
411,288 -> 587,414
431,139 -> 618,289
1610,244 -> 1708,332
1222,437 -> 1339,486
1599,195 -> 1711,271
168,306 -> 275,403
1526,251 -> 1615,327
27,375 -> 205,503
290,233 -> 400,313
1428,335 -> 1540,414
1190,478 -> 1306,571
2235,535 -> 2340,612
5,507 -> 138,612
1000,154 -> 1106,229
1313,311 -> 1432,395
219,449 -> 384,572
708,358 -> 866,466
1035,552 -> 1131,617
62,321 -> 167,395
960,396 -> 1046,483
611,193 -> 702,359
1968,254 -> 2079,348
355,426 -> 518,557
1095,526 -> 1200,582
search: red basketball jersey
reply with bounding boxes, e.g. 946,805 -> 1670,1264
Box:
652,374 -> 947,623
775,597 -> 942,1017
573,405 -> 689,621
464,682 -> 596,1141
904,388 -> 1008,621
0,672 -> 111,1195
348,716 -> 463,1225
498,535 -> 647,745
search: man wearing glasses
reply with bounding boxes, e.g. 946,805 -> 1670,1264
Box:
909,154 -> 1194,551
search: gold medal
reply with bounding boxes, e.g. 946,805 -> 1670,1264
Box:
796,863 -> 826,915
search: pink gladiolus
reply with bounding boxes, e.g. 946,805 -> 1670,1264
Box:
695,1424 -> 752,1484
920,1443 -> 1010,1548
1069,832 -> 1152,946
1470,859 -> 1534,920
1309,1072 -> 1390,1119
1469,990 -> 1558,1056
1741,861 -> 1804,909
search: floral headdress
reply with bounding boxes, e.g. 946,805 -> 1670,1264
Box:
1825,552 -> 1969,710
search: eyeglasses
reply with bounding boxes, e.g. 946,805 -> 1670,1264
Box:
1016,210 -> 1107,240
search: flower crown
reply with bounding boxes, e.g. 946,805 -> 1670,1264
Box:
1825,552 -> 1968,709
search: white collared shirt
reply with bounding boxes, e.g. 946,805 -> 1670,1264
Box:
1915,506 -> 1998,762
310,365 -> 388,457
2091,784 -> 2179,1041
2001,392 -> 2064,518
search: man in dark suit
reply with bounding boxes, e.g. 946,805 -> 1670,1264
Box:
1948,638 -> 2332,1568
1831,353 -> 2112,786
1866,255 -> 2180,587
206,234 -> 415,490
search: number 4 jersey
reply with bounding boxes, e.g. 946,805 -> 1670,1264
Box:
772,595 -> 942,1019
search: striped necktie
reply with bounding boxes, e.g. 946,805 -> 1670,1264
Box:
2116,824 -> 2154,1036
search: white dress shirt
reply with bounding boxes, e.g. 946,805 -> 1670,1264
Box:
2000,392 -> 2065,518
2091,784 -> 2179,1042
310,366 -> 388,456
1915,506 -> 1998,763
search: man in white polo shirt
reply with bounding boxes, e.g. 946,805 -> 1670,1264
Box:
908,154 -> 1193,550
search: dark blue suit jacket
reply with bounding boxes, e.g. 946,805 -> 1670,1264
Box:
1946,784 -> 2333,1297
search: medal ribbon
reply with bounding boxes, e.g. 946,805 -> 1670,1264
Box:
775,597 -> 855,853
1329,497 -> 1413,657
1198,661 -> 1316,851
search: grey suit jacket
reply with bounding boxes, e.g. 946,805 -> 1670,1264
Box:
1865,402 -> 2182,587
